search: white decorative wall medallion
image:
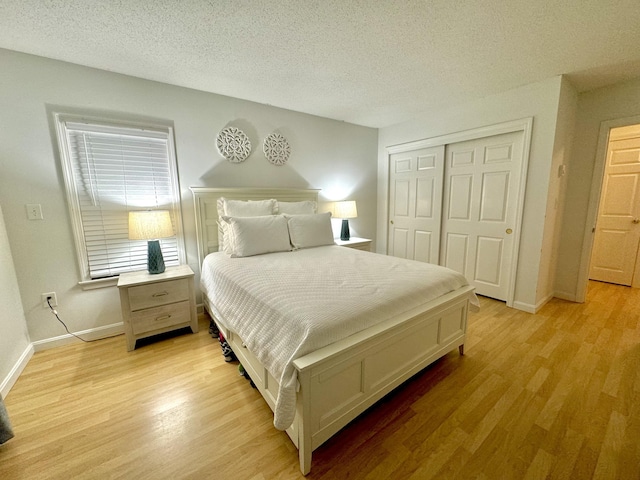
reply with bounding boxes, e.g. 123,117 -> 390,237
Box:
216,127 -> 251,163
263,133 -> 291,166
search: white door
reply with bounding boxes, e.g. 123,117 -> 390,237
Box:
440,131 -> 525,300
388,146 -> 444,263
589,130 -> 640,286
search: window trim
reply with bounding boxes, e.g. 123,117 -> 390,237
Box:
53,111 -> 186,286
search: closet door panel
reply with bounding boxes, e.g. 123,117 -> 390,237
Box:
441,130 -> 525,301
388,146 -> 444,263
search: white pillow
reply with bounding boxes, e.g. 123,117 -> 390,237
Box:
217,198 -> 277,254
286,212 -> 335,250
216,198 -> 229,252
224,198 -> 276,217
222,215 -> 291,257
276,200 -> 317,215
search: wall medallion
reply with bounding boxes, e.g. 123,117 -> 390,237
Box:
263,133 -> 291,166
216,127 -> 251,163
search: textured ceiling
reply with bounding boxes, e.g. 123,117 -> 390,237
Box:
2,0 -> 640,128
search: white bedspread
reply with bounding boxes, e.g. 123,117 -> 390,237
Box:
201,246 -> 478,430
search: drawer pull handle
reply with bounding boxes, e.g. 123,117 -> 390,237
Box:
155,315 -> 172,322
152,291 -> 169,297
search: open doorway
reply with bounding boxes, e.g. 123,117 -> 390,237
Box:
588,123 -> 640,288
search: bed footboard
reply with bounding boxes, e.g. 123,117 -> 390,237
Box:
204,286 -> 473,475
293,287 -> 471,474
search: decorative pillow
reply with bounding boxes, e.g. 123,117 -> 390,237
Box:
224,198 -> 277,217
285,212 -> 335,250
216,199 -> 229,252
222,215 -> 291,257
217,198 -> 277,254
276,200 -> 317,215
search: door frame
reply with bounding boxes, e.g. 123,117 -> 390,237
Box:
577,114 -> 640,302
385,117 -> 533,307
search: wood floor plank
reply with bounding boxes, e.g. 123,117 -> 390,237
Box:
548,427 -> 585,480
593,410 -> 627,480
523,449 -> 555,480
1,281 -> 639,479
463,382 -> 523,454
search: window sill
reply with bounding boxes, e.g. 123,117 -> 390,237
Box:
78,277 -> 118,290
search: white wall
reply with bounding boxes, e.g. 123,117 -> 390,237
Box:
377,76 -> 564,312
555,77 -> 640,299
0,204 -> 32,396
536,77 -> 578,305
0,48 -> 378,345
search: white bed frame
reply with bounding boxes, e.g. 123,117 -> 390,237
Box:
190,187 -> 474,475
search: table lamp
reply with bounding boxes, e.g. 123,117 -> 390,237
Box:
128,210 -> 174,274
334,201 -> 358,241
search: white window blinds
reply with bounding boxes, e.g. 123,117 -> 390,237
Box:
58,118 -> 183,280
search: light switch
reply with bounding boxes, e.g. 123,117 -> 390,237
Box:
26,204 -> 43,220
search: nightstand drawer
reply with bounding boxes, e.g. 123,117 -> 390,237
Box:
128,278 -> 190,311
130,300 -> 192,335
118,265 -> 198,351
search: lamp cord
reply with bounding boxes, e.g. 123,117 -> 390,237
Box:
47,298 -> 92,343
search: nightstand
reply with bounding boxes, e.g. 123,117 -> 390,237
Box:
117,265 -> 198,351
335,237 -> 372,252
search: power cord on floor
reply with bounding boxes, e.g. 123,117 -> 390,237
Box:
47,297 -> 94,343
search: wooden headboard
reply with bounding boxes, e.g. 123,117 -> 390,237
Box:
190,187 -> 320,267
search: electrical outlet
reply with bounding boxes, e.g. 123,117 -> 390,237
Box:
27,204 -> 43,220
42,292 -> 57,309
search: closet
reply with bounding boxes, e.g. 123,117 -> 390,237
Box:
387,120 -> 531,303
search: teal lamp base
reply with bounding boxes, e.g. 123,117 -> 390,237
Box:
340,219 -> 351,241
147,240 -> 165,274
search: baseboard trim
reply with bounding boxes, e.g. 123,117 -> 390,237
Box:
32,322 -> 124,352
1,343 -> 34,399
535,292 -> 555,312
553,290 -> 578,302
513,291 -> 573,314
512,294 -> 549,313
511,301 -> 537,313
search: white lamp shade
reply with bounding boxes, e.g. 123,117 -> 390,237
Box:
334,201 -> 358,219
128,210 -> 174,240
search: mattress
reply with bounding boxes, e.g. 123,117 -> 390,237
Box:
200,245 -> 478,430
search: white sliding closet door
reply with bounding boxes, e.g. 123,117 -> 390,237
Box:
388,146 -> 444,263
441,131 -> 525,300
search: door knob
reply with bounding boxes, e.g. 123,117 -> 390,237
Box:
633,218 -> 640,224
506,228 -> 513,234
390,220 -> 394,224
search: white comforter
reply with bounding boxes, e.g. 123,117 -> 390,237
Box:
200,246 -> 478,430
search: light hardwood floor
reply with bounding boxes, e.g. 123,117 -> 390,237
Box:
1,281 -> 639,479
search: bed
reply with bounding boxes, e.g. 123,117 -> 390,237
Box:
191,187 -> 478,475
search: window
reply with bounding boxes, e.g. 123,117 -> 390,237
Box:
54,113 -> 184,284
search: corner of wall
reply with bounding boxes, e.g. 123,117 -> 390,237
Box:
0,204 -> 32,398
536,76 -> 578,305
0,344 -> 34,399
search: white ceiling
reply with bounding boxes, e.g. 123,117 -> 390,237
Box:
2,0 -> 640,128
